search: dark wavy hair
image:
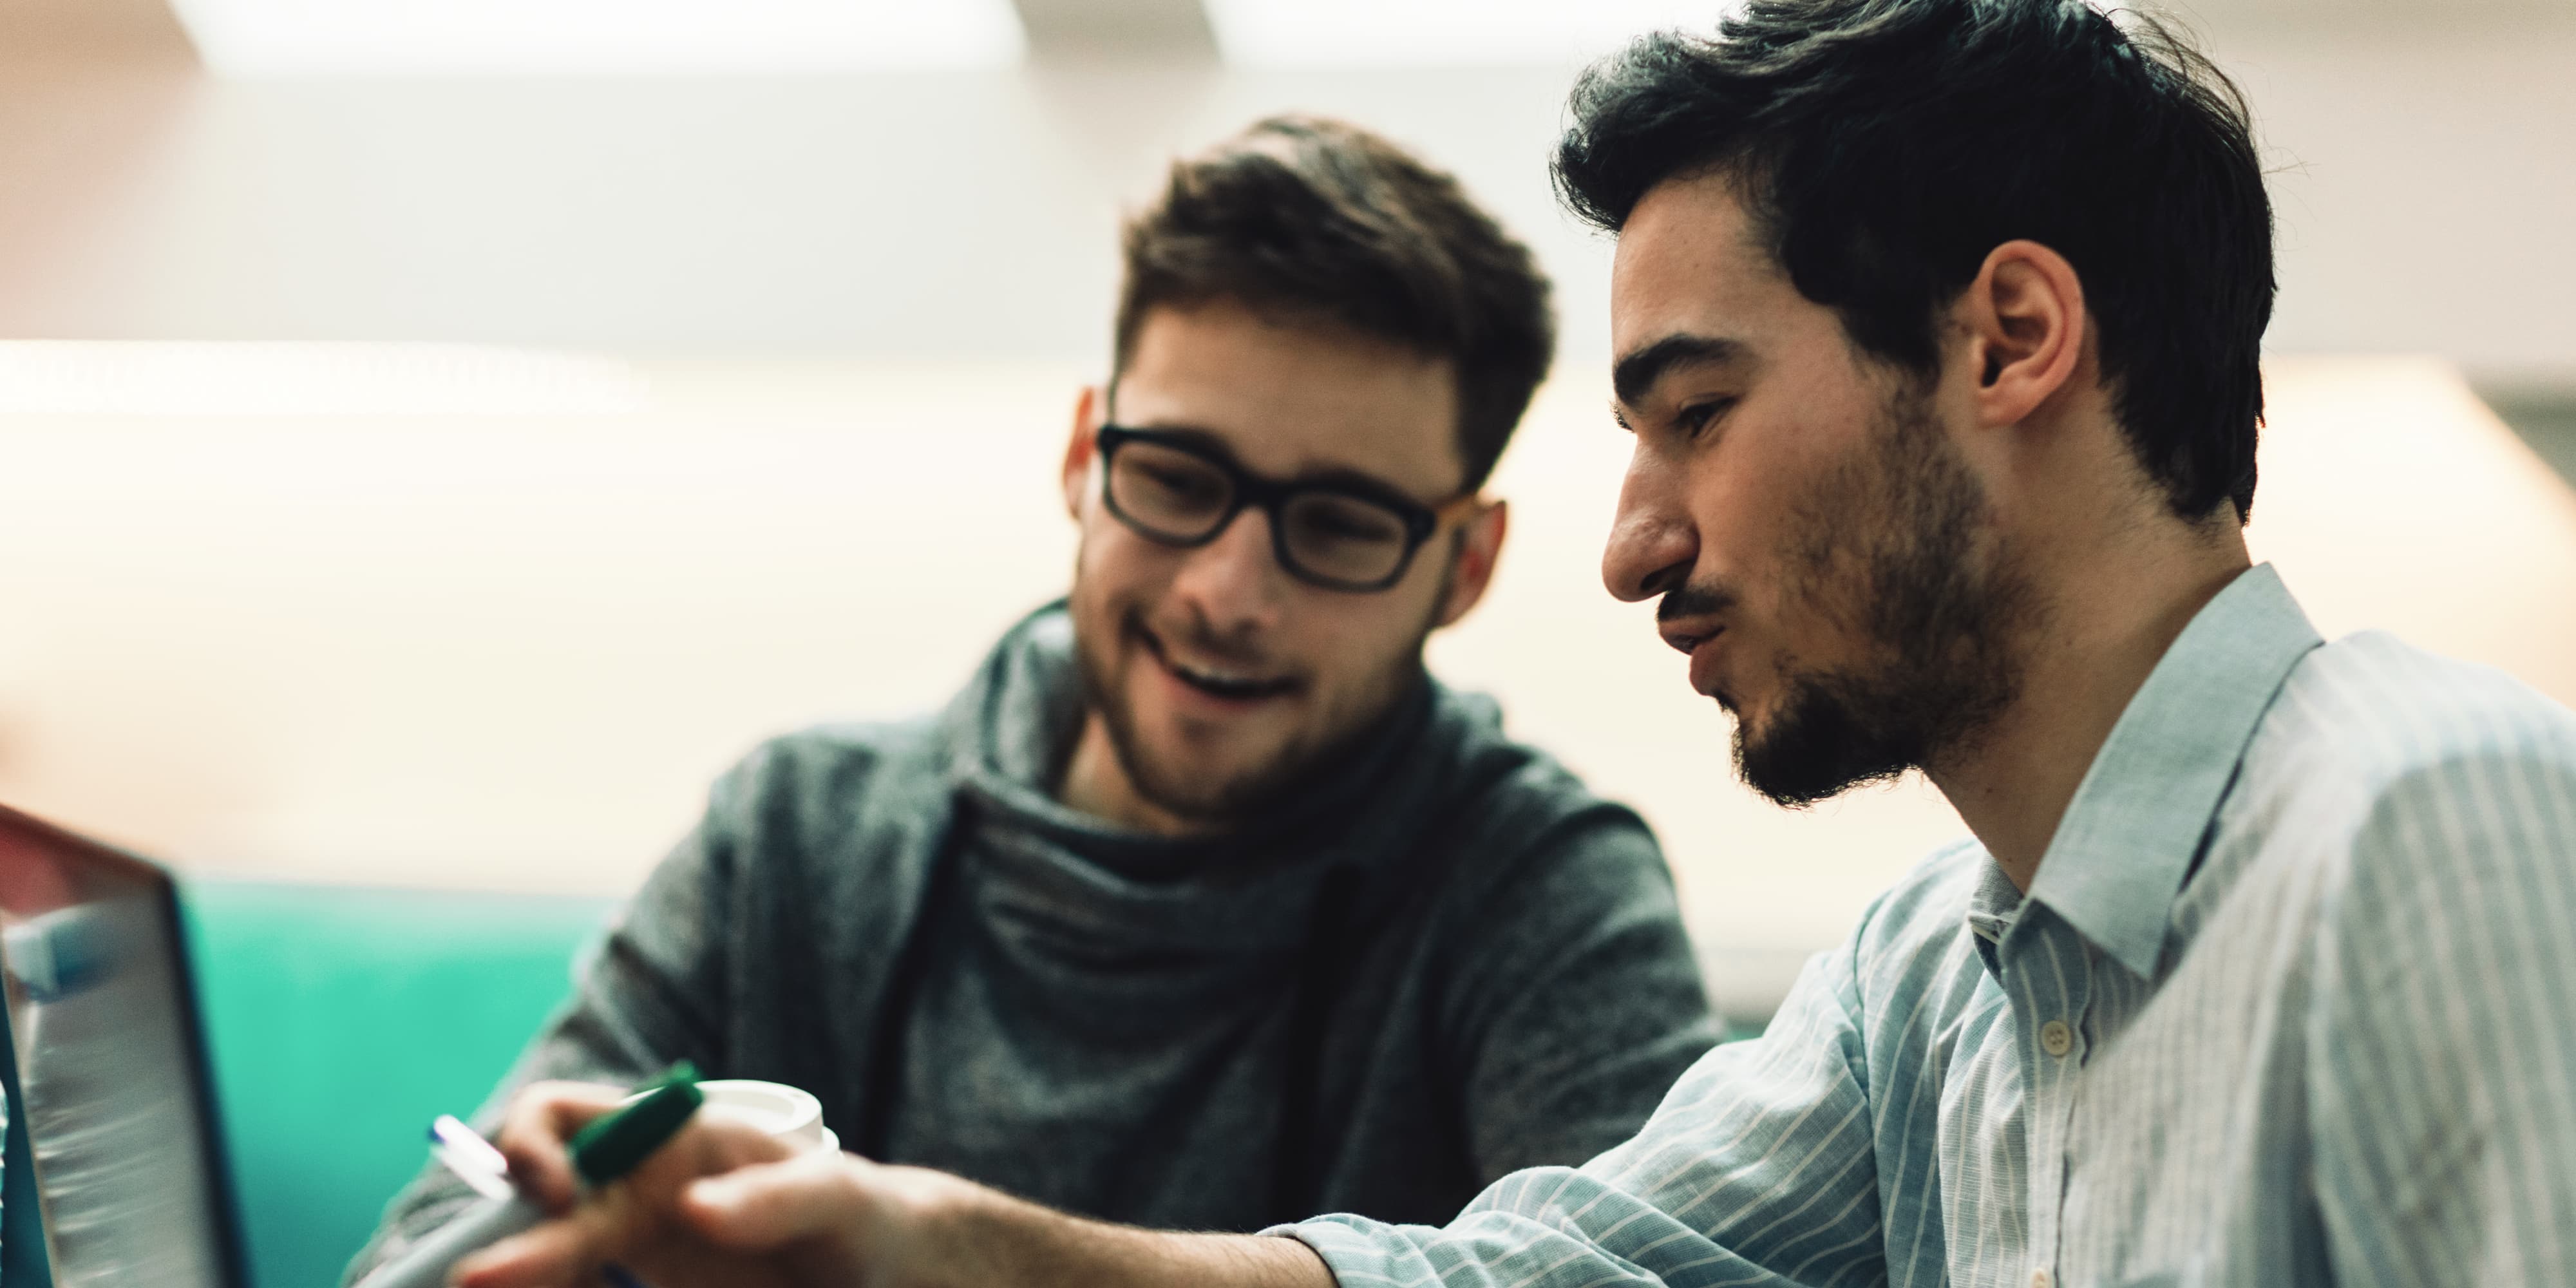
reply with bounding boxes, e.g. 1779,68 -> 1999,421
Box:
1556,0 -> 2273,522
1115,116 -> 1556,493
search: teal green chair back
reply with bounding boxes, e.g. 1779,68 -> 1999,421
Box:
182,880 -> 612,1288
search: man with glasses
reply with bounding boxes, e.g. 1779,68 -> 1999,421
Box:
453,3 -> 2576,1286
345,115 -> 1720,1280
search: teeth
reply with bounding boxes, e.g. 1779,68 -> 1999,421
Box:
1171,658 -> 1283,694
1137,627 -> 1290,696
1182,665 -> 1259,687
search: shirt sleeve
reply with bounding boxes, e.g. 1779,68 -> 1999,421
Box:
1284,930 -> 1886,1287
2310,744 -> 2576,1287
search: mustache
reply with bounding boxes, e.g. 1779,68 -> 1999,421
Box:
1128,607 -> 1289,674
1656,583 -> 1738,624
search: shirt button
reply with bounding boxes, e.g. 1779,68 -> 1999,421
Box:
2039,1019 -> 2074,1057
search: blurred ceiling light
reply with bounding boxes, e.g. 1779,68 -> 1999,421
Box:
1204,0 -> 1730,66
167,0 -> 1027,75
0,343 -> 653,415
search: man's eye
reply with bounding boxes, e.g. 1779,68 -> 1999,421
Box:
1675,399 -> 1736,439
1142,464 -> 1220,499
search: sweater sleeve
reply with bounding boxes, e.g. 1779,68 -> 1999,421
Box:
1287,928 -> 1884,1287
337,756 -> 751,1284
1435,797 -> 1723,1181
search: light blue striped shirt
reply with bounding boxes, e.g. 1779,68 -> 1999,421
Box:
1284,564 -> 2576,1287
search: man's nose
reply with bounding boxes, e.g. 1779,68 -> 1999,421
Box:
1170,505 -> 1289,632
1602,446 -> 1696,603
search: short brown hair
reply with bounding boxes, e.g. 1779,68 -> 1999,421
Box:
1113,115 -> 1556,493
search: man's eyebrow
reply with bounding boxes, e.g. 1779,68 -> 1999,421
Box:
1611,334 -> 1750,408
1294,464 -> 1429,506
1115,422 -> 1242,464
1110,421 -> 1433,504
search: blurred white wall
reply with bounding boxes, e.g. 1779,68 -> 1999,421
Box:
3,1 -> 2573,1018
3,352 -> 2569,1018
0,5 -> 2571,388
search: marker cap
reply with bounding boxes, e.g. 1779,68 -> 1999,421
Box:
569,1061 -> 703,1188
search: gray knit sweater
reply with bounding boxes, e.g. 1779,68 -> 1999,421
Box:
348,606 -> 1717,1278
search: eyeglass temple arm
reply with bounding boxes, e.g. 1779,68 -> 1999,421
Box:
1430,492 -> 1490,526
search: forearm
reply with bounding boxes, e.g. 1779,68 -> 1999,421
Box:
912,1171 -> 1334,1288
455,1140 -> 1342,1288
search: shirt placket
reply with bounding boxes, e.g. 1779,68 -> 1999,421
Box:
2011,916 -> 2093,1288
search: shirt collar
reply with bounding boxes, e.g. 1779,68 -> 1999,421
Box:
1964,859 -> 2023,981
2004,563 -> 2324,980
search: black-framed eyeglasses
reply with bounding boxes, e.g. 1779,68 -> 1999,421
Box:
1094,424 -> 1479,593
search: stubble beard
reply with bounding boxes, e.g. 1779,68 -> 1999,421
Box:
1070,556 -> 1452,828
1733,380 -> 2038,808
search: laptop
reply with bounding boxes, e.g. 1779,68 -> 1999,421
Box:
0,802 -> 251,1288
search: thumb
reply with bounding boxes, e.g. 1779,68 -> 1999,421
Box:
679,1151 -> 860,1250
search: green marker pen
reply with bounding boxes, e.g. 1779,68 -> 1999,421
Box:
354,1063 -> 704,1288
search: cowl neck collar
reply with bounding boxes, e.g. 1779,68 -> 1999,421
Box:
933,603 -> 1447,974
947,604 -> 1437,882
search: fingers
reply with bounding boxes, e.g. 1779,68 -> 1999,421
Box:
493,1081 -> 628,1215
677,1150 -> 863,1251
461,1092 -> 856,1288
674,1106 -> 802,1173
459,1110 -> 816,1288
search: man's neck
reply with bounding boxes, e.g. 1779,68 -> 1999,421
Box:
1056,715 -> 1217,838
1927,516 -> 2251,891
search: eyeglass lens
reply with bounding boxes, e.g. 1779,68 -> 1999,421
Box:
1106,439 -> 1416,587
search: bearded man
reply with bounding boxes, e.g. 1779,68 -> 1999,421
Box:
453,4 -> 2576,1287
343,115 -> 1720,1282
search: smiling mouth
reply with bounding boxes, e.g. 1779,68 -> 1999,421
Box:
1138,626 -> 1300,701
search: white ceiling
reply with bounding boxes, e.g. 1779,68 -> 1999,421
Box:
163,0 -> 1730,73
123,0 -> 2575,75
1204,0 -> 1736,67
165,0 -> 1028,75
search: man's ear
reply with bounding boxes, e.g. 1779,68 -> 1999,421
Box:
1062,386 -> 1105,520
1959,239 -> 2087,429
1434,499 -> 1509,629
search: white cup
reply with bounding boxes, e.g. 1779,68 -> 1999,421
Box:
623,1079 -> 838,1153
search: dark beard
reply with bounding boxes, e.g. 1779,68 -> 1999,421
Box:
1732,381 -> 2035,808
1072,572 -> 1448,826
1072,612 -> 1330,822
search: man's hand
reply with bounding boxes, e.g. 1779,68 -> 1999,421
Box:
447,1079 -> 908,1288
448,1080 -> 1338,1288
